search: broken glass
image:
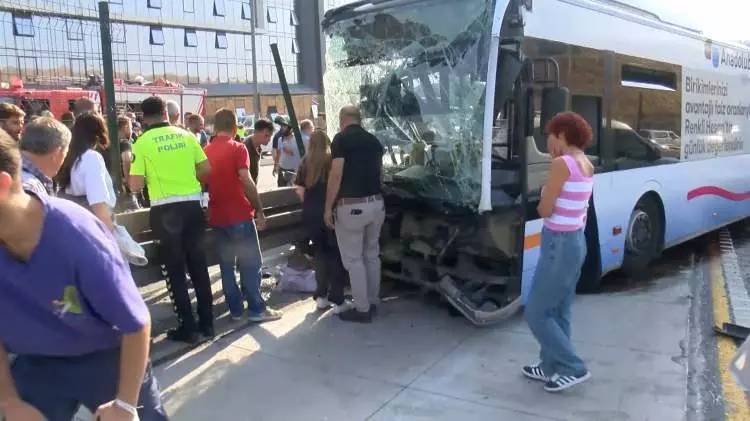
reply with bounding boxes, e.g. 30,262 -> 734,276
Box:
323,0 -> 495,210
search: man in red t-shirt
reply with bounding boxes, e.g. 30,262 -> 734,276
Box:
204,109 -> 282,323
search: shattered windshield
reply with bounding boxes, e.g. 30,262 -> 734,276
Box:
323,0 -> 494,209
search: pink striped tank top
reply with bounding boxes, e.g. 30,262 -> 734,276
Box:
543,154 -> 594,232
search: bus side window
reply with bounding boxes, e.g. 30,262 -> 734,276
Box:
614,129 -> 654,163
571,95 -> 601,157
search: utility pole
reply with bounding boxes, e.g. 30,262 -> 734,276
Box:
251,8 -> 261,121
270,43 -> 304,155
98,1 -> 121,190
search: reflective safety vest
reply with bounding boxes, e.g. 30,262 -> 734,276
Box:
130,124 -> 206,203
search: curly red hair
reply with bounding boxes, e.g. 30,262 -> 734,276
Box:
545,112 -> 593,149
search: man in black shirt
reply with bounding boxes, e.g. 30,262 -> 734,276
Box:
245,118 -> 274,183
325,105 -> 385,323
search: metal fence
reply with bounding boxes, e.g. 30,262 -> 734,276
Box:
0,1 -> 121,183
0,1 -> 114,88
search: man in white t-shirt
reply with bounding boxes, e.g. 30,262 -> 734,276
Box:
276,118 -> 309,187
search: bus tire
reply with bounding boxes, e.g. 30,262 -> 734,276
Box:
621,195 -> 664,277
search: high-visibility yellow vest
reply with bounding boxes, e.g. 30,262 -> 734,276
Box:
130,124 -> 206,202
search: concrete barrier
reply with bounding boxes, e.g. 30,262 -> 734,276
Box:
118,188 -> 304,286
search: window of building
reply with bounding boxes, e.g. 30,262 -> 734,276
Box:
261,63 -> 273,82
290,10 -> 299,26
214,0 -> 226,17
148,0 -> 162,9
254,0 -> 266,29
215,32 -> 228,49
69,58 -> 86,77
153,61 -> 166,80
246,65 -> 254,82
218,63 -> 229,83
66,19 -> 83,41
111,23 -> 126,43
184,0 -> 194,13
114,60 -> 128,80
13,13 -> 34,37
244,34 -> 253,51
291,39 -> 299,54
187,62 -> 199,84
150,26 -> 165,45
266,7 -> 277,23
18,56 -> 38,80
242,2 -> 252,20
621,65 -> 676,91
185,29 -> 198,47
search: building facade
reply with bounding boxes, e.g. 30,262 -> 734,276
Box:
0,0 -> 323,122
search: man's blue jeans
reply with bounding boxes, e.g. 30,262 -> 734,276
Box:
525,227 -> 588,377
214,221 -> 266,317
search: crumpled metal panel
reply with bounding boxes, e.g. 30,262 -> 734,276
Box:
323,0 -> 494,209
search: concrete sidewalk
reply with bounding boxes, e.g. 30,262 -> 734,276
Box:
143,244 -> 305,364
154,261 -> 691,420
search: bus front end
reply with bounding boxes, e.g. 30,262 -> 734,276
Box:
323,0 -> 525,325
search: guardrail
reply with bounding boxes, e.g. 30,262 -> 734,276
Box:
117,188 -> 305,286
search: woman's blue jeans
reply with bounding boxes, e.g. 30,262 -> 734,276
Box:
525,227 -> 588,377
214,221 -> 266,317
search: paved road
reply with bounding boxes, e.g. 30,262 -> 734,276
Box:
154,237 -> 713,420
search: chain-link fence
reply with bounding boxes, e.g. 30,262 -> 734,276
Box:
0,1 -> 112,88
1,0 -> 307,117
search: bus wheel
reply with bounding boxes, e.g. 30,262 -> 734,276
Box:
622,196 -> 663,276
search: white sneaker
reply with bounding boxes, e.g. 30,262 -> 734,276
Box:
333,300 -> 354,314
544,372 -> 591,392
315,297 -> 331,310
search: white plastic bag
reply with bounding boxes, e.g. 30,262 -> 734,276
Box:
275,264 -> 316,293
113,223 -> 148,267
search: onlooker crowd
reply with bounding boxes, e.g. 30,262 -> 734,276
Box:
0,92 -> 394,419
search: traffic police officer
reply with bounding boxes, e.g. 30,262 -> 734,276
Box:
128,96 -> 215,343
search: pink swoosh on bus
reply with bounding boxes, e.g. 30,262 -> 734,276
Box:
687,186 -> 750,201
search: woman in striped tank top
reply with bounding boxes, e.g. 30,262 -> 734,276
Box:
522,112 -> 595,393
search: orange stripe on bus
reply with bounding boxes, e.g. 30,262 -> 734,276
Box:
524,233 -> 541,250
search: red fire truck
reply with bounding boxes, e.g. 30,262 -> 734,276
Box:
0,77 -> 206,120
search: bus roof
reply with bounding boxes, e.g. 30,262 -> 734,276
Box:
587,0 -> 701,34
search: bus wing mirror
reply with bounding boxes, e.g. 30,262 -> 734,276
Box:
541,87 -> 570,130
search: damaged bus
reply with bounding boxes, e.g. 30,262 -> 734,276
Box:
321,0 -> 750,325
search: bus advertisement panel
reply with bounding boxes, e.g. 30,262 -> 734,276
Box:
682,68 -> 750,161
